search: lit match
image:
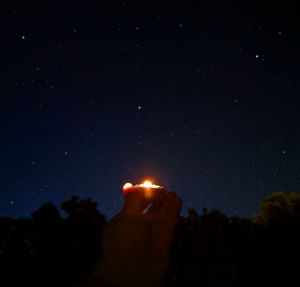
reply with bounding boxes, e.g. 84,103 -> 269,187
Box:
123,180 -> 162,194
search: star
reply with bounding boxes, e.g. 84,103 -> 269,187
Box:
0,1 -> 298,221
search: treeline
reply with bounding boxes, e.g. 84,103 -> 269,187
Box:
1,192 -> 300,286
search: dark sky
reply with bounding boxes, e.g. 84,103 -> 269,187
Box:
0,1 -> 299,218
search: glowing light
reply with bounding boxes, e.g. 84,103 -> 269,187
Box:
139,180 -> 161,189
123,182 -> 133,190
123,180 -> 162,197
141,180 -> 152,187
123,180 -> 161,193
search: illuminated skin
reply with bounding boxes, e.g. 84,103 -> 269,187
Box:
123,182 -> 133,190
86,181 -> 182,287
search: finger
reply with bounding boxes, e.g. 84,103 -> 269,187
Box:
153,193 -> 182,253
156,192 -> 178,222
155,196 -> 182,253
162,195 -> 182,230
122,186 -> 152,217
144,188 -> 167,220
152,187 -> 168,202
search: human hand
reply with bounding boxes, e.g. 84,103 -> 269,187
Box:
88,184 -> 182,287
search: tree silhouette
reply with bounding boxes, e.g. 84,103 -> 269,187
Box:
255,192 -> 300,225
61,196 -> 106,282
1,192 -> 300,287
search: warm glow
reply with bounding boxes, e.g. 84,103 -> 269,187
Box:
123,180 -> 161,195
139,180 -> 161,189
123,182 -> 133,190
142,180 -> 152,187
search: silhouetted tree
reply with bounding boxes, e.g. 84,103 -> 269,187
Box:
61,196 -> 106,282
1,192 -> 300,287
254,192 -> 300,225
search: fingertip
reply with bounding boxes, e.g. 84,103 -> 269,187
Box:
153,188 -> 167,201
166,191 -> 177,200
174,197 -> 183,213
122,190 -> 151,217
167,193 -> 182,218
123,185 -> 139,196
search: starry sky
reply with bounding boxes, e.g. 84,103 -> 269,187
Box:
0,1 -> 299,218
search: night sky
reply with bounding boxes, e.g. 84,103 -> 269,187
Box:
1,1 -> 299,218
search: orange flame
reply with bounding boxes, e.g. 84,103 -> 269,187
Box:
122,180 -> 161,193
139,180 -> 161,189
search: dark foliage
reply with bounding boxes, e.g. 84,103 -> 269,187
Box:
0,197 -> 106,287
1,192 -> 300,286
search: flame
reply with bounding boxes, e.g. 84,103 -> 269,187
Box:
139,180 -> 160,189
141,180 -> 153,187
123,180 -> 161,196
